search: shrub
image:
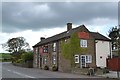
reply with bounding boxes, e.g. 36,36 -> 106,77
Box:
16,59 -> 23,63
102,67 -> 109,74
11,57 -> 16,63
44,65 -> 49,70
52,65 -> 58,71
21,52 -> 33,62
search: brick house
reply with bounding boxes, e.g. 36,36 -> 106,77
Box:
33,23 -> 111,72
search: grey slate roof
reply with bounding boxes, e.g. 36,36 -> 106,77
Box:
33,25 -> 110,47
90,32 -> 110,41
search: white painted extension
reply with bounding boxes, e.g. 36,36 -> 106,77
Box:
95,40 -> 111,68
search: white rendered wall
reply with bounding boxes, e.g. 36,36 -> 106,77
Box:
96,40 -> 110,68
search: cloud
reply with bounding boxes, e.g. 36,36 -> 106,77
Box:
0,27 -> 66,53
2,2 -> 118,33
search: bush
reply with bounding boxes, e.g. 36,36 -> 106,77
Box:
102,68 -> 109,74
11,57 -> 16,63
15,59 -> 23,63
52,65 -> 58,71
44,65 -> 49,70
21,52 -> 33,62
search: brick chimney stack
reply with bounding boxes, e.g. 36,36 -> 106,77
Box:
40,37 -> 45,41
67,23 -> 72,31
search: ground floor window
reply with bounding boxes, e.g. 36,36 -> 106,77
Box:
75,55 -> 79,63
43,57 -> 47,64
81,55 -> 92,68
52,55 -> 56,65
86,55 -> 92,63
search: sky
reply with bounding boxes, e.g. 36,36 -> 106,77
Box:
0,0 -> 119,53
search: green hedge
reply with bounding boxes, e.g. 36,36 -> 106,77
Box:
21,52 -> 33,62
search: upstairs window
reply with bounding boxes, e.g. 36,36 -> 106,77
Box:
53,43 -> 56,52
43,46 -> 48,53
35,48 -> 38,54
80,39 -> 87,47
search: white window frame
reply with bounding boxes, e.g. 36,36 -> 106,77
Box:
52,55 -> 56,64
53,43 -> 56,52
75,55 -> 79,63
43,46 -> 48,53
80,39 -> 87,47
35,48 -> 38,54
43,57 -> 47,64
86,55 -> 92,63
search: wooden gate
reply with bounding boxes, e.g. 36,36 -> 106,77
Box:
106,58 -> 120,71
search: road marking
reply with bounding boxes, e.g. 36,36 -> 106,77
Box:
7,70 -> 11,72
12,71 -> 22,75
24,75 -> 36,78
12,71 -> 36,78
5,68 -> 35,78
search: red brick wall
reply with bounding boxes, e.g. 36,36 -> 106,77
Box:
39,47 -> 43,55
107,58 -> 120,71
78,32 -> 89,39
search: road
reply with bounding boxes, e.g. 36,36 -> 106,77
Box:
2,62 -> 117,80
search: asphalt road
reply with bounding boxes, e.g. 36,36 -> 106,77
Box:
2,62 -> 101,78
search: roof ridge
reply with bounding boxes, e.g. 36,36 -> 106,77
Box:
42,25 -> 82,41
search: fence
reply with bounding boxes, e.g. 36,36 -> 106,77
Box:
106,58 -> 120,71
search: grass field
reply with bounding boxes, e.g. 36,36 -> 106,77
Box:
0,53 -> 11,58
0,53 -> 12,62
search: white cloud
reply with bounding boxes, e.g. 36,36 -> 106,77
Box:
2,0 -> 119,2
0,27 -> 66,53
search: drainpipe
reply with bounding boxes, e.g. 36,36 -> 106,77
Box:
110,42 -> 112,59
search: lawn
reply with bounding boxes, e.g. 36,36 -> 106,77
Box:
0,53 -> 12,62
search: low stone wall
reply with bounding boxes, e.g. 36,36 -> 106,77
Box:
13,61 -> 33,68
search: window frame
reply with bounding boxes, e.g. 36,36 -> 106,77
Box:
86,55 -> 92,63
43,56 -> 47,64
53,42 -> 56,52
43,46 -> 48,53
80,39 -> 87,47
52,55 -> 56,65
75,55 -> 79,63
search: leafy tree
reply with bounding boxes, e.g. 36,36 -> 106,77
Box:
21,52 -> 33,62
108,26 -> 120,57
2,37 -> 30,54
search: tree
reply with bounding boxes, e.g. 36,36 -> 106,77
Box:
108,26 -> 120,79
108,26 -> 120,57
2,37 -> 30,54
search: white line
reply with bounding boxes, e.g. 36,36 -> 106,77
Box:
12,71 -> 35,78
12,71 -> 22,75
24,75 -> 36,78
5,68 -> 36,78
7,70 -> 11,72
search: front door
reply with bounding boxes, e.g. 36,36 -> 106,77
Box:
39,55 -> 42,68
80,55 -> 86,68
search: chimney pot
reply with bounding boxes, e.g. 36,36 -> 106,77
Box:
67,23 -> 72,31
40,37 -> 45,41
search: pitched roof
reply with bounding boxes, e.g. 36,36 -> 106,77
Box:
90,32 -> 110,41
33,25 -> 110,47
